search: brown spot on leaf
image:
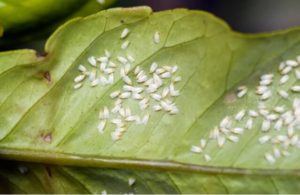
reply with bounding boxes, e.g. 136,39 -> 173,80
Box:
224,92 -> 237,104
45,166 -> 52,178
35,51 -> 48,61
36,51 -> 48,58
43,71 -> 51,82
41,133 -> 52,143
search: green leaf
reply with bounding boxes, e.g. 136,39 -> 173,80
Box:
0,0 -> 115,47
1,6 -> 300,193
1,161 -> 300,194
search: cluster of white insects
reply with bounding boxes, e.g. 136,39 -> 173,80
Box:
72,22 -> 300,165
73,28 -> 181,141
192,55 -> 300,164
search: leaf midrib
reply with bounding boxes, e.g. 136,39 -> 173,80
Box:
1,148 -> 300,176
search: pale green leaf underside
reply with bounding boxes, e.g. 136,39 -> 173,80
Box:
1,6 -> 300,179
1,161 -> 300,194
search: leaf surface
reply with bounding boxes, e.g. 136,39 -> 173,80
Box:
1,7 -> 300,193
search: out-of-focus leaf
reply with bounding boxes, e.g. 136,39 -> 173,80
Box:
0,0 -> 115,47
0,7 -> 300,193
0,25 -> 3,37
1,161 -> 300,194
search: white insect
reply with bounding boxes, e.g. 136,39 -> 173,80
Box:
259,79 -> 272,86
120,92 -> 131,99
162,87 -> 169,98
274,119 -> 283,131
266,113 -> 278,121
170,105 -> 179,115
123,63 -> 130,74
111,131 -> 122,141
172,65 -> 178,73
122,76 -> 132,85
97,120 -> 106,134
161,72 -> 171,79
173,76 -> 182,82
108,74 -> 114,84
153,104 -> 162,111
103,107 -> 110,118
281,66 -> 292,75
274,106 -> 285,113
151,93 -> 162,101
217,136 -> 226,148
132,93 -> 143,100
103,68 -> 115,74
191,145 -> 202,153
279,75 -> 289,84
235,110 -> 246,121
295,70 -> 300,80
121,40 -> 130,49
128,178 -> 136,186
134,66 -> 141,75
150,62 -> 158,73
227,135 -> 239,143
98,56 -> 109,63
125,115 -> 137,122
110,91 -> 120,98
74,75 -> 85,83
259,109 -> 269,116
231,127 -> 244,134
265,153 -> 276,164
127,54 -> 135,63
291,85 -> 300,92
153,31 -> 160,44
108,61 -> 117,68
237,86 -> 247,98
78,64 -> 87,72
261,74 -> 273,80
123,85 -> 134,92
278,90 -> 289,99
105,50 -> 111,58
245,118 -> 253,130
200,139 -> 207,148
117,56 -> 128,64
90,79 -> 100,87
88,56 -> 97,67
204,154 -> 211,162
120,28 -> 130,39
139,98 -> 149,110
141,114 -> 149,124
261,119 -> 271,132
259,135 -> 270,144
278,62 -> 285,71
256,86 -> 268,95
286,60 -> 298,67
74,83 -> 83,89
248,110 -> 258,117
273,147 -> 281,158
220,116 -> 231,129
260,90 -> 272,101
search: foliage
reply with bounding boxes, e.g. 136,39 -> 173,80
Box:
0,6 -> 300,194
